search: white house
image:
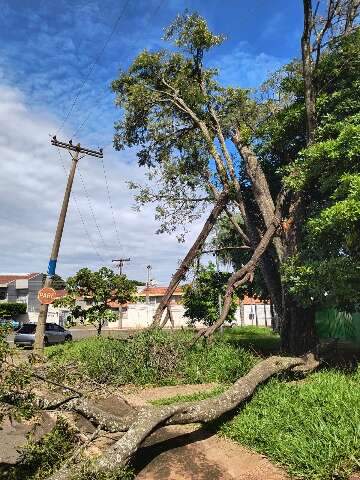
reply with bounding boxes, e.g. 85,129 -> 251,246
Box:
0,273 -> 43,322
108,286 -> 274,329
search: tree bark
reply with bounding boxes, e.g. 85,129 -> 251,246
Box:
281,302 -> 318,355
152,191 -> 229,326
302,0 -> 317,144
47,355 -> 313,480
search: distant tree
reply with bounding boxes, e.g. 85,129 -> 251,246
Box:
130,280 -> 146,287
183,263 -> 239,326
54,267 -> 137,335
42,274 -> 66,290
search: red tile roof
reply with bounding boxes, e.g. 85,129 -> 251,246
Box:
241,295 -> 270,305
54,289 -> 67,298
0,273 -> 41,285
139,286 -> 183,296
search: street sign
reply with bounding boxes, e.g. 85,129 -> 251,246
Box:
37,287 -> 57,305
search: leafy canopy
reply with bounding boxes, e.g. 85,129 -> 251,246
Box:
54,267 -> 137,331
183,263 -> 239,326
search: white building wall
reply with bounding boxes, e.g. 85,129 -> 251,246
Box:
119,302 -> 273,329
122,303 -> 189,329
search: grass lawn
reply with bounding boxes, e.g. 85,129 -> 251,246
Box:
220,369 -> 360,480
222,325 -> 281,354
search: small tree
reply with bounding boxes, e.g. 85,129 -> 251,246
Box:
183,263 -> 239,326
54,267 -> 137,335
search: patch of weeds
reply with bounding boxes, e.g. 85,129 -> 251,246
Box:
46,329 -> 257,386
70,459 -> 134,480
220,369 -> 360,480
3,417 -> 78,480
150,385 -> 226,406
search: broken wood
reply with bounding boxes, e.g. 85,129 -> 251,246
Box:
152,191 -> 229,326
46,354 -> 317,480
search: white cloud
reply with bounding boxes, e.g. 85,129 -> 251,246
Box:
0,81 -> 203,284
214,42 -> 286,88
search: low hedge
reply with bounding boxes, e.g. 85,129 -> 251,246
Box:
0,302 -> 26,317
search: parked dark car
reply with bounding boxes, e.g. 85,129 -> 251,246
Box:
14,323 -> 72,347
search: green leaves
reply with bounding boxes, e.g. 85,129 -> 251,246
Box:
183,263 -> 238,326
56,267 -> 137,332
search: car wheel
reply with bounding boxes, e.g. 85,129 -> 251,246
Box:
44,336 -> 49,347
65,335 -> 72,342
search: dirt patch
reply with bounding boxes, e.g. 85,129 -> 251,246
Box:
134,425 -> 289,480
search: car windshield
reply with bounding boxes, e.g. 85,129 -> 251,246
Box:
18,324 -> 36,334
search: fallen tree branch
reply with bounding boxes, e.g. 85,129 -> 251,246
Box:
152,190 -> 229,326
46,354 -> 317,480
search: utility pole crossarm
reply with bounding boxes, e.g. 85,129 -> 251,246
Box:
112,258 -> 131,276
51,136 -> 103,158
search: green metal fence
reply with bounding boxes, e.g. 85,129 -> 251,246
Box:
316,308 -> 360,343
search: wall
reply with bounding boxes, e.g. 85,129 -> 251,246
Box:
119,302 -> 273,329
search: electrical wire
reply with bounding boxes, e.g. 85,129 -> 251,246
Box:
77,167 -> 110,254
100,155 -> 123,253
56,0 -> 132,135
70,0 -> 167,139
55,145 -> 105,264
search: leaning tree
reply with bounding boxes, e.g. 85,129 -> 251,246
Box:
112,1 -> 359,355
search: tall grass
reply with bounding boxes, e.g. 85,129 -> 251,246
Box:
46,329 -> 256,386
220,369 -> 360,480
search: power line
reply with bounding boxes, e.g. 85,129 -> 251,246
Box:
70,0 -> 167,139
55,145 -> 105,265
56,0 -> 132,135
77,167 -> 110,253
100,155 -> 123,252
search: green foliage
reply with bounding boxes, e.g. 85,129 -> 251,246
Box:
0,325 -> 35,424
183,263 -> 238,326
70,461 -> 134,480
54,267 -> 137,334
46,329 -> 256,386
42,273 -> 66,290
5,417 -> 78,480
150,385 -> 226,406
282,255 -> 360,310
0,302 -> 26,317
220,370 -> 360,480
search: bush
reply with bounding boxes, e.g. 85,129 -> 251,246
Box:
4,417 -> 77,480
0,302 -> 26,317
46,329 -> 256,386
220,369 -> 360,480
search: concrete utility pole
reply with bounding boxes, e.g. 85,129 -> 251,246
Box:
112,258 -> 130,276
111,258 -> 130,329
34,136 -> 103,353
146,265 -> 152,305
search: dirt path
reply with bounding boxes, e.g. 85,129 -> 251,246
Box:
0,384 -> 290,480
115,385 -> 290,480
134,424 -> 288,480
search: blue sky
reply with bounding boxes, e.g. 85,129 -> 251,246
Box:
0,0 -> 303,283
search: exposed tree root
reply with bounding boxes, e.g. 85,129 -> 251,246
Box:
46,354 -> 318,480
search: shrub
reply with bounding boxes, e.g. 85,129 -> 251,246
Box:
0,302 -> 26,317
46,329 -> 256,386
4,417 -> 78,480
220,369 -> 360,480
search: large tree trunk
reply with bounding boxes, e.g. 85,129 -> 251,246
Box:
152,191 -> 229,326
47,355 -> 315,480
281,302 -> 318,355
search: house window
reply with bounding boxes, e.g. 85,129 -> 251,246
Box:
0,289 -> 6,300
16,289 -> 28,304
